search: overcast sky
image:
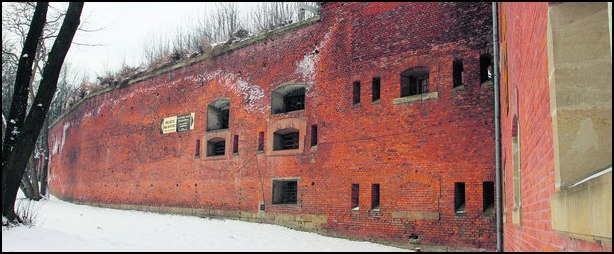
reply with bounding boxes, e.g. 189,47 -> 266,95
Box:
65,2 -> 252,82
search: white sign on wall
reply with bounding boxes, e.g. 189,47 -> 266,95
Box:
161,113 -> 194,134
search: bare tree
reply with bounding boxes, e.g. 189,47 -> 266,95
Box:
3,4 -> 48,201
211,3 -> 238,41
194,2 -> 246,44
2,2 -> 83,223
249,2 -> 319,34
3,2 -> 100,201
250,2 -> 294,33
2,38 -> 18,138
1,2 -> 48,207
3,2 -> 67,107
130,3 -> 318,87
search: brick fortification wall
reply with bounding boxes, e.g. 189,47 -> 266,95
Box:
48,2 -> 495,251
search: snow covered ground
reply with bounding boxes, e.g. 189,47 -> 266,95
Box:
2,194 -> 410,252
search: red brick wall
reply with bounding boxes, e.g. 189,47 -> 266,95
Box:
498,2 -> 611,252
49,2 -> 495,250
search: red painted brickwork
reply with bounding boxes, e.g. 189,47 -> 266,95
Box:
498,2 -> 611,252
48,2 -> 495,250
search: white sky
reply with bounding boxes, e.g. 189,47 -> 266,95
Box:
65,2 -> 252,82
4,3 -> 311,84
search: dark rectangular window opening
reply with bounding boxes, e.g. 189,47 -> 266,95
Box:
401,73 -> 429,97
258,132 -> 264,152
351,184 -> 360,210
455,182 -> 466,214
371,184 -> 380,210
416,75 -> 429,95
310,125 -> 318,147
353,81 -> 361,105
453,59 -> 464,88
284,93 -> 305,112
483,181 -> 495,213
195,139 -> 201,158
480,54 -> 492,84
272,179 -> 298,205
273,129 -> 299,151
372,77 -> 381,102
272,85 -> 306,114
207,139 -> 225,156
206,100 -> 230,131
400,74 -> 410,97
258,202 -> 266,212
219,108 -> 229,129
232,135 -> 239,154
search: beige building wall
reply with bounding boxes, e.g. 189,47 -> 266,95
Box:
548,2 -> 612,241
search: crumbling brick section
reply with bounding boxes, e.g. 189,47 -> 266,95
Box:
48,2 -> 495,251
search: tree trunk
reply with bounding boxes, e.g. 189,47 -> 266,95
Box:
2,2 -> 83,223
27,40 -> 43,103
27,154 -> 42,200
19,161 -> 42,201
40,118 -> 49,196
19,173 -> 34,199
1,2 -> 48,223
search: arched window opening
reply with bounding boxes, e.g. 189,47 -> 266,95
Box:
273,128 -> 300,151
400,67 -> 429,97
207,99 -> 230,131
271,84 -> 305,114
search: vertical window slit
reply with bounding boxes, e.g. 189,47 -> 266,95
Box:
453,59 -> 464,88
371,184 -> 380,210
483,181 -> 495,213
372,77 -> 381,102
311,125 -> 318,146
233,135 -> 239,154
351,184 -> 360,210
353,81 -> 361,105
258,131 -> 264,152
454,182 -> 466,214
480,54 -> 492,84
195,139 -> 200,158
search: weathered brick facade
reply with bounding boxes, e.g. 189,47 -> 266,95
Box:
498,2 -> 612,252
48,2 -> 495,251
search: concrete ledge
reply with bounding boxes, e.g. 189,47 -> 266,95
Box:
551,171 -> 612,241
392,92 -> 439,105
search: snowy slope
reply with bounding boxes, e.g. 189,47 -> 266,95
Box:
2,195 -> 410,252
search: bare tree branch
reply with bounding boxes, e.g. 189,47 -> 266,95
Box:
71,41 -> 106,47
2,1 -> 84,223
